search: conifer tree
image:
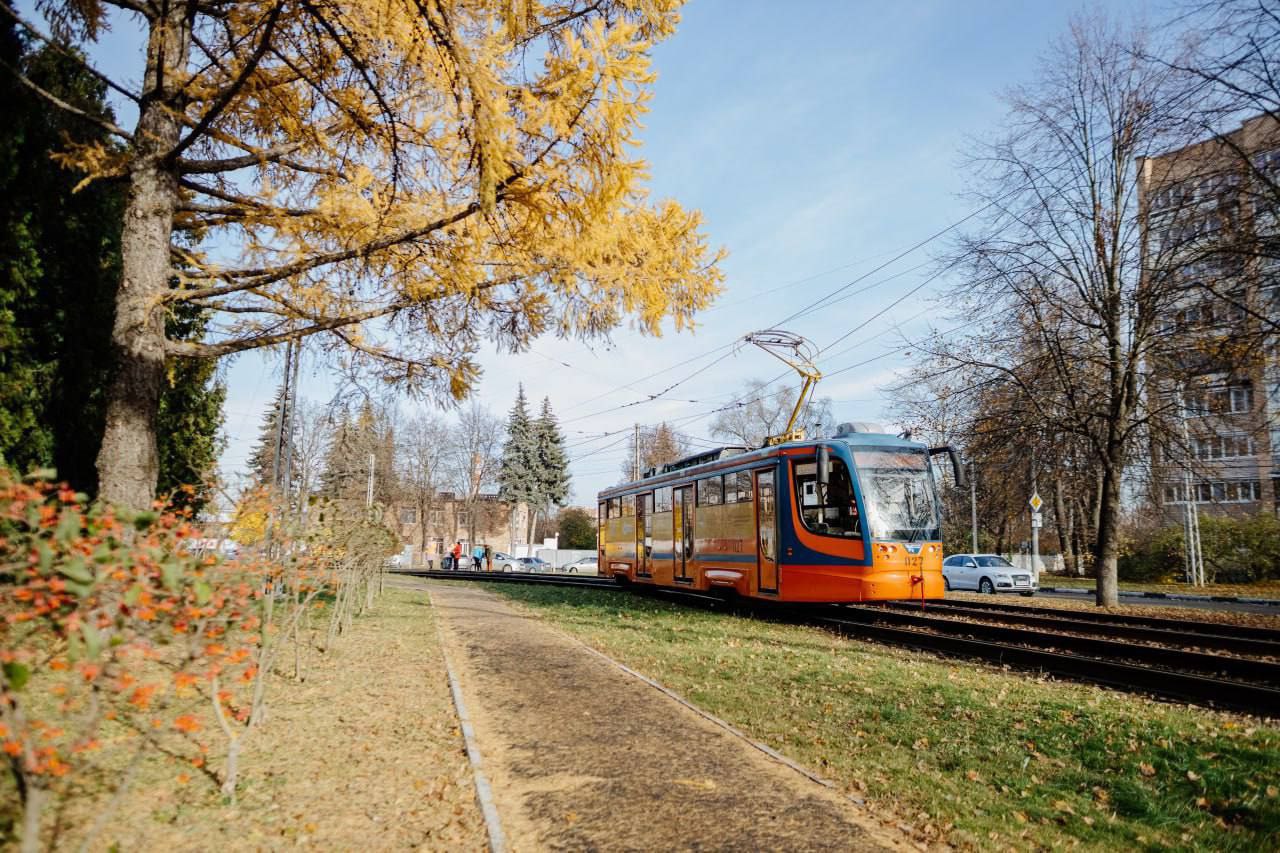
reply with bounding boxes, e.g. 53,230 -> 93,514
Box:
247,387 -> 288,487
498,385 -> 538,505
534,397 -> 570,520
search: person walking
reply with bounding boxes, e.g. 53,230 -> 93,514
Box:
472,543 -> 485,570
450,540 -> 463,571
484,544 -> 493,572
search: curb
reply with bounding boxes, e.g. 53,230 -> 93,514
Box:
427,590 -> 508,853
1040,586 -> 1280,607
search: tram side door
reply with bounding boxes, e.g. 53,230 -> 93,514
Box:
635,493 -> 650,577
672,485 -> 693,582
755,469 -> 779,594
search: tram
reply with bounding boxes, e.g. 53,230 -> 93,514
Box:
597,423 -> 963,603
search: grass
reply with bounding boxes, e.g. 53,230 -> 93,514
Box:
1041,575 -> 1280,598
486,583 -> 1280,851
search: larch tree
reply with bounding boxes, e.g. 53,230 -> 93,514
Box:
6,0 -> 723,510
621,421 -> 688,481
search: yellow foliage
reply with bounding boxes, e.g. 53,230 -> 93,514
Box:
51,0 -> 724,397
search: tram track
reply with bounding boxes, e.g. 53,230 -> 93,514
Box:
882,600 -> 1280,657
397,570 -> 1280,716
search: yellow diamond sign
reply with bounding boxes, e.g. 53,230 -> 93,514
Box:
1029,493 -> 1043,511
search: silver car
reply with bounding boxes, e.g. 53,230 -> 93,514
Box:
560,556 -> 599,575
942,554 -> 1037,596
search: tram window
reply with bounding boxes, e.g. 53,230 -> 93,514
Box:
608,497 -> 622,518
697,475 -> 724,506
725,470 -> 752,504
654,486 -> 673,513
622,497 -> 634,517
598,502 -> 606,526
792,457 -> 861,538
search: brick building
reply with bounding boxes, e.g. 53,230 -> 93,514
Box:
1138,114 -> 1280,516
387,493 -> 529,567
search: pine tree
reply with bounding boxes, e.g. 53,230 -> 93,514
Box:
534,396 -> 570,511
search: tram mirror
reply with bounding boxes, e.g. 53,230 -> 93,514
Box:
817,446 -> 830,488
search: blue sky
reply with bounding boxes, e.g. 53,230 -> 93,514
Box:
34,0 -> 1150,505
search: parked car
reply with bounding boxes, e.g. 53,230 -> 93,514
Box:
942,554 -> 1037,595
492,552 -> 519,572
518,556 -> 552,573
560,556 -> 599,575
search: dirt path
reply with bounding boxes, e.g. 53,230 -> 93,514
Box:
427,581 -> 905,851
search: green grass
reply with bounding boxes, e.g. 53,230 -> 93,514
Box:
485,584 -> 1280,851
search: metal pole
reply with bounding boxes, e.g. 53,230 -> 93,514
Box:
634,423 -> 641,480
1179,386 -> 1205,586
1030,451 -> 1040,579
970,460 -> 978,553
366,451 -> 375,510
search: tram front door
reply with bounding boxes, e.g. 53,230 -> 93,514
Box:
672,485 -> 693,582
755,469 -> 778,593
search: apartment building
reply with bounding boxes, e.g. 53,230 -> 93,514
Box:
1138,114 -> 1280,516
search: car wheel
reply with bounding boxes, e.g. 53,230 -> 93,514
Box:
943,576 -> 951,592
979,577 -> 995,594
568,567 -> 577,573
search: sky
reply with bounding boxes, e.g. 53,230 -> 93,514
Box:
33,0 -> 1152,506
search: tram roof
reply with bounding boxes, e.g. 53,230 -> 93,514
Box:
598,432 -> 927,499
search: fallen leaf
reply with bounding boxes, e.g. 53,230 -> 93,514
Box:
1187,770 -> 1201,782
966,770 -> 982,782
1139,762 -> 1156,777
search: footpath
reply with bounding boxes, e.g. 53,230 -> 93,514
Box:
427,581 -> 904,851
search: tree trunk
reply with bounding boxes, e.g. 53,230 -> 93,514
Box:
1054,476 -> 1075,576
1094,460 -> 1123,607
95,6 -> 192,509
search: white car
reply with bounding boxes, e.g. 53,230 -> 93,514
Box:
560,556 -> 599,575
942,554 -> 1037,596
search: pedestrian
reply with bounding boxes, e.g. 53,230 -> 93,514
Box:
484,543 -> 493,572
472,542 -> 485,570
451,540 -> 463,571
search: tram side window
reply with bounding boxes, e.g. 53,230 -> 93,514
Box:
697,475 -> 723,506
654,486 -> 673,513
622,497 -> 634,517
608,497 -> 622,519
725,470 -> 752,504
792,457 -> 861,538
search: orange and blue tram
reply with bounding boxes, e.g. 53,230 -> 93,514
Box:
597,424 -> 963,603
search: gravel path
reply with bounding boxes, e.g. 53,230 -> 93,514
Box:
427,581 -> 903,852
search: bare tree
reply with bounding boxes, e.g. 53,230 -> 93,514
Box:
446,402 -> 502,545
709,378 -> 833,448
398,413 -> 449,562
917,16 -> 1202,606
620,422 -> 690,482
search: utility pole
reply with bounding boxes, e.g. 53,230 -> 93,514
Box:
366,451 -> 376,510
634,422 -> 642,480
970,460 -> 978,553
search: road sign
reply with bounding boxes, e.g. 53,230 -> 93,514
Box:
1029,492 -> 1043,511
1030,512 -> 1043,529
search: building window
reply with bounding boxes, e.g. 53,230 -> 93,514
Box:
399,507 -> 417,525
697,475 -> 723,506
1191,433 -> 1254,460
456,509 -> 469,528
430,508 -> 443,526
1170,480 -> 1261,504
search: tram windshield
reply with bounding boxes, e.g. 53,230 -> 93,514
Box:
850,447 -> 941,541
